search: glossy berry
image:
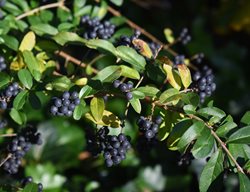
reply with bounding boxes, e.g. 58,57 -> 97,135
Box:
145,130 -> 155,139
0,82 -> 20,109
179,28 -> 191,45
126,92 -> 133,100
0,55 -> 7,71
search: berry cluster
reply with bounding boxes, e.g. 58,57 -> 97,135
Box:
88,127 -> 131,167
0,118 -> 7,129
3,127 -> 42,174
179,28 -> 191,45
0,55 -> 7,71
50,91 -> 80,117
193,53 -> 205,64
192,66 -> 216,103
148,42 -> 161,57
21,176 -> 43,192
81,15 -> 116,39
137,116 -> 162,140
0,82 -> 20,110
174,55 -> 185,65
113,80 -> 134,100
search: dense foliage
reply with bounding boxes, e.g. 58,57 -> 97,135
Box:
0,0 -> 250,191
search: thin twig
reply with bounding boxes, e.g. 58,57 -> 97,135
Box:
16,0 -> 67,20
0,133 -> 17,138
0,153 -> 12,167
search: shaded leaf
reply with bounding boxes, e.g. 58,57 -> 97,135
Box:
129,98 -> 141,114
18,69 -> 33,89
238,173 -> 250,192
53,32 -> 86,46
90,97 -> 105,122
228,126 -> 250,144
163,64 -> 182,90
177,64 -> 192,88
13,90 -> 28,110
241,111 -> 250,125
93,65 -> 121,83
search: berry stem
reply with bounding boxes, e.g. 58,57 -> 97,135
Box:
0,133 -> 17,137
0,153 -> 12,167
15,0 -> 68,20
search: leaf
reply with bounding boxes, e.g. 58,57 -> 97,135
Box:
167,119 -> 193,150
159,88 -> 180,104
0,35 -> 19,51
116,46 -> 146,72
85,110 -> 120,128
0,73 -> 10,88
177,64 -> 192,88
93,65 -> 121,83
164,28 -> 175,43
30,23 -> 58,36
191,128 -> 215,158
79,85 -> 93,98
131,90 -> 145,99
75,77 -> 88,86
110,0 -> 123,6
86,39 -> 116,54
241,111 -> 250,125
197,107 -> 226,120
183,104 -> 196,114
23,183 -> 39,192
18,69 -> 33,89
132,39 -> 153,58
136,86 -> 160,97
163,64 -> 182,90
120,65 -> 140,80
239,173 -> 250,192
181,92 -> 200,107
129,98 -> 141,114
9,108 -> 24,125
13,90 -> 28,110
53,32 -> 86,46
199,149 -> 224,192
227,126 -> 250,144
73,102 -> 85,120
19,31 -> 36,51
97,0 -> 108,19
46,76 -> 72,91
22,51 -> 42,81
216,115 -> 237,137
177,121 -> 205,151
90,97 -> 105,122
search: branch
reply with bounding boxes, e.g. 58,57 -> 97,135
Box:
0,153 -> 12,167
0,133 -> 17,138
15,0 -> 67,20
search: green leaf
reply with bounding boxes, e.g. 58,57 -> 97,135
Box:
19,31 -> 36,51
177,64 -> 192,88
163,64 -> 182,90
227,126 -> 250,144
136,86 -> 160,97
120,65 -> 140,79
183,104 -> 196,114
30,23 -> 58,36
167,119 -> 193,150
86,39 -> 116,55
199,149 -> 224,192
53,32 -> 86,46
131,90 -> 145,99
0,35 -> 19,51
181,92 -> 199,107
23,183 -> 39,192
93,65 -> 121,83
79,85 -> 93,98
18,69 -> 33,89
159,88 -> 180,104
97,0 -> 108,19
116,46 -> 146,72
241,111 -> 250,125
22,50 -> 42,81
110,0 -> 123,6
9,108 -> 24,125
191,128 -> 215,158
73,101 -> 85,120
13,90 -> 28,110
177,121 -> 205,151
90,97 -> 105,122
216,115 -> 237,137
46,76 -> 72,91
129,98 -> 141,114
197,107 -> 226,120
0,73 -> 10,88
239,173 -> 250,192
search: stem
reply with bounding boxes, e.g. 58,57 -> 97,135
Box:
0,133 -> 17,138
0,153 -> 12,167
55,50 -> 98,74
16,0 -> 67,20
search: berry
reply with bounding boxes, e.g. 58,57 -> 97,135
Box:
145,130 -> 155,139
154,116 -> 162,124
62,91 -> 70,99
119,83 -> 128,92
126,92 -> 133,100
0,55 -> 7,71
113,80 -> 121,88
179,28 -> 191,45
127,82 -> 134,90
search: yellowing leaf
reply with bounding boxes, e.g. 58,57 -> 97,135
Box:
75,78 -> 88,86
19,31 -> 36,52
10,54 -> 25,71
164,28 -> 175,43
163,64 -> 182,90
177,64 -> 192,88
132,39 -> 153,58
90,97 -> 105,122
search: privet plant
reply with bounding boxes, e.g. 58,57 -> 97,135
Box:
0,0 -> 250,191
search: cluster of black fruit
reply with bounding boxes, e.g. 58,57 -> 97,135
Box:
50,91 -> 80,117
3,127 -> 42,174
117,30 -> 160,58
113,80 -> 134,100
0,118 -> 7,129
178,28 -> 191,45
88,127 -> 131,167
21,176 -> 43,192
80,15 -> 116,39
192,65 -> 216,103
137,116 -> 162,140
174,55 -> 185,65
0,55 -> 7,71
193,53 -> 205,64
0,82 -> 20,110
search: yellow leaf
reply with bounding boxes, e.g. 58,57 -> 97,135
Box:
75,78 -> 88,86
19,31 -> 36,52
177,64 -> 192,88
163,64 -> 182,90
10,54 -> 25,71
132,39 -> 153,58
164,28 -> 175,43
